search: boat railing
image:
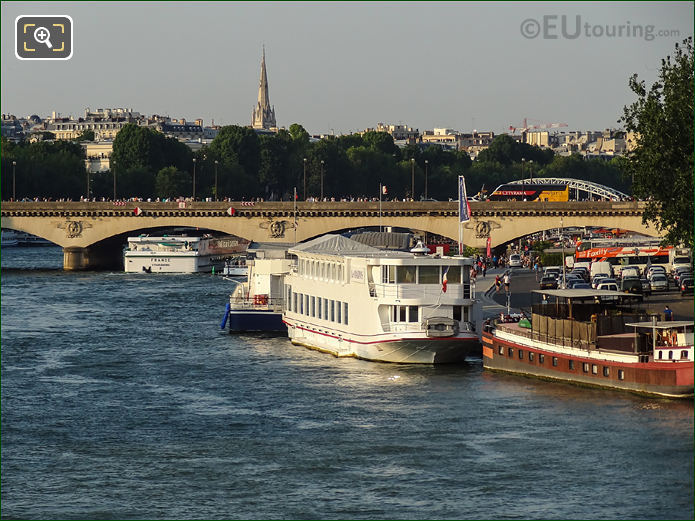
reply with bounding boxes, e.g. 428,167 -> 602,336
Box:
229,296 -> 284,312
373,283 -> 473,300
496,322 -> 594,351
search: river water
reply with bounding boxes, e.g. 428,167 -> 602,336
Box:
1,246 -> 693,520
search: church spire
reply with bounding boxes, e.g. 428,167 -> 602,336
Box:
252,46 -> 277,130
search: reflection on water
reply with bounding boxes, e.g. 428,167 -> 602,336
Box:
1,247 -> 693,520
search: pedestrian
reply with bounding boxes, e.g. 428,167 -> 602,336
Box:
503,272 -> 510,293
495,275 -> 501,292
664,306 -> 673,321
482,264 -> 487,277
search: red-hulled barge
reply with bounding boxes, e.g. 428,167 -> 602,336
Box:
482,289 -> 694,399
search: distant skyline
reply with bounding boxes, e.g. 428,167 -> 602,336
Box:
2,1 -> 693,135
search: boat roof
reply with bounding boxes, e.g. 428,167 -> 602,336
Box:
624,321 -> 694,329
289,234 -> 393,256
533,289 -> 630,299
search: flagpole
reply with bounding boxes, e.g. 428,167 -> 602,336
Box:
293,187 -> 297,246
458,176 -> 463,256
379,183 -> 382,232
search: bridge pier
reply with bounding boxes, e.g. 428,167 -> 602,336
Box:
63,244 -> 123,271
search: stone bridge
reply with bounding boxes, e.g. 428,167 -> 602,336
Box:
1,200 -> 656,269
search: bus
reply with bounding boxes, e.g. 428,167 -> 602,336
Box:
574,238 -> 684,276
487,183 -> 569,202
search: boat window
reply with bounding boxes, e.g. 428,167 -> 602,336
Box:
528,352 -> 534,362
618,369 -> 625,380
453,306 -> 462,322
539,354 -> 544,364
397,266 -> 417,284
293,293 -> 298,313
418,266 -> 439,284
344,303 -> 349,326
408,306 -> 418,322
583,362 -> 589,373
552,357 -> 558,367
519,350 -> 524,360
681,350 -> 689,359
330,301 -> 335,322
337,300 -> 342,323
508,347 -> 514,357
603,366 -> 610,377
448,265 -> 462,284
498,345 -> 504,355
399,306 -> 407,322
323,298 -> 328,318
299,293 -> 303,314
388,266 -> 396,283
592,364 -> 598,374
569,359 -> 574,370
463,283 -> 471,299
381,266 -> 389,283
311,296 -> 315,317
318,298 -> 322,319
658,351 -> 663,360
668,351 -> 673,360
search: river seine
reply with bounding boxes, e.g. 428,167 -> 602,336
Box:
2,246 -> 693,520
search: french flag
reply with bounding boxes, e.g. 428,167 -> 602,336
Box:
442,266 -> 449,293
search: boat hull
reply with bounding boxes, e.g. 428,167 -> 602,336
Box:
228,310 -> 286,333
482,331 -> 694,399
286,320 -> 481,363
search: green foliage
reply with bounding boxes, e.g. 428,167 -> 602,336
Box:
74,129 -> 95,142
620,37 -> 694,248
155,166 -> 190,199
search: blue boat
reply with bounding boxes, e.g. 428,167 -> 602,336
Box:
220,253 -> 293,333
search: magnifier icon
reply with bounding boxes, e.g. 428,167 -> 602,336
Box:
33,26 -> 53,49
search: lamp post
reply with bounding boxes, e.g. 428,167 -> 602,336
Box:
12,160 -> 16,201
410,158 -> 415,200
113,163 -> 117,201
86,171 -> 90,200
303,158 -> 307,200
424,159 -> 429,200
320,160 -> 324,200
214,160 -> 219,201
192,158 -> 197,200
521,158 -> 526,201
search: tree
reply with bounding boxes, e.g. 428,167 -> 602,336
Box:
621,37 -> 694,247
155,166 -> 191,199
74,129 -> 95,141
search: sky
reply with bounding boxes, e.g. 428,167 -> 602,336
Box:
2,1 -> 693,135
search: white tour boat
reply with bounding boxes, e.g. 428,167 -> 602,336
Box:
124,234 -> 248,273
282,235 -> 479,363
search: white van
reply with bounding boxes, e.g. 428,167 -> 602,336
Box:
574,261 -> 591,273
620,266 -> 640,279
590,260 -> 613,279
509,253 -> 522,267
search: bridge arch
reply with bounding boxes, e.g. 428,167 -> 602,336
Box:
504,177 -> 630,201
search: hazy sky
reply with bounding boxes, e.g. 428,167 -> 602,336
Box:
2,1 -> 692,135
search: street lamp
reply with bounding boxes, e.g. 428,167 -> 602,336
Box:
320,160 -> 324,200
214,160 -> 219,202
303,158 -> 307,200
192,158 -> 197,200
113,163 -> 117,201
424,160 -> 429,200
12,160 -> 16,201
86,170 -> 90,200
521,158 -> 526,201
410,158 -> 415,200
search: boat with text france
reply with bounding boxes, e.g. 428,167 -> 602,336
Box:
222,249 -> 293,333
124,234 -> 247,273
482,289 -> 694,398
282,235 -> 479,363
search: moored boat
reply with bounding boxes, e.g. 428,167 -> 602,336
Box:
221,250 -> 293,333
282,234 -> 479,363
482,289 -> 694,398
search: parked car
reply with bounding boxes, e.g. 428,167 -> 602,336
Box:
646,265 -> 666,278
649,274 -> 669,291
592,273 -> 609,288
680,277 -> 694,296
640,278 -> 652,296
620,267 -> 640,279
621,278 -> 643,296
540,275 -> 558,290
572,283 -> 592,290
509,254 -> 523,268
571,268 -> 590,281
544,267 -> 562,279
673,268 -> 692,284
597,282 -> 619,292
